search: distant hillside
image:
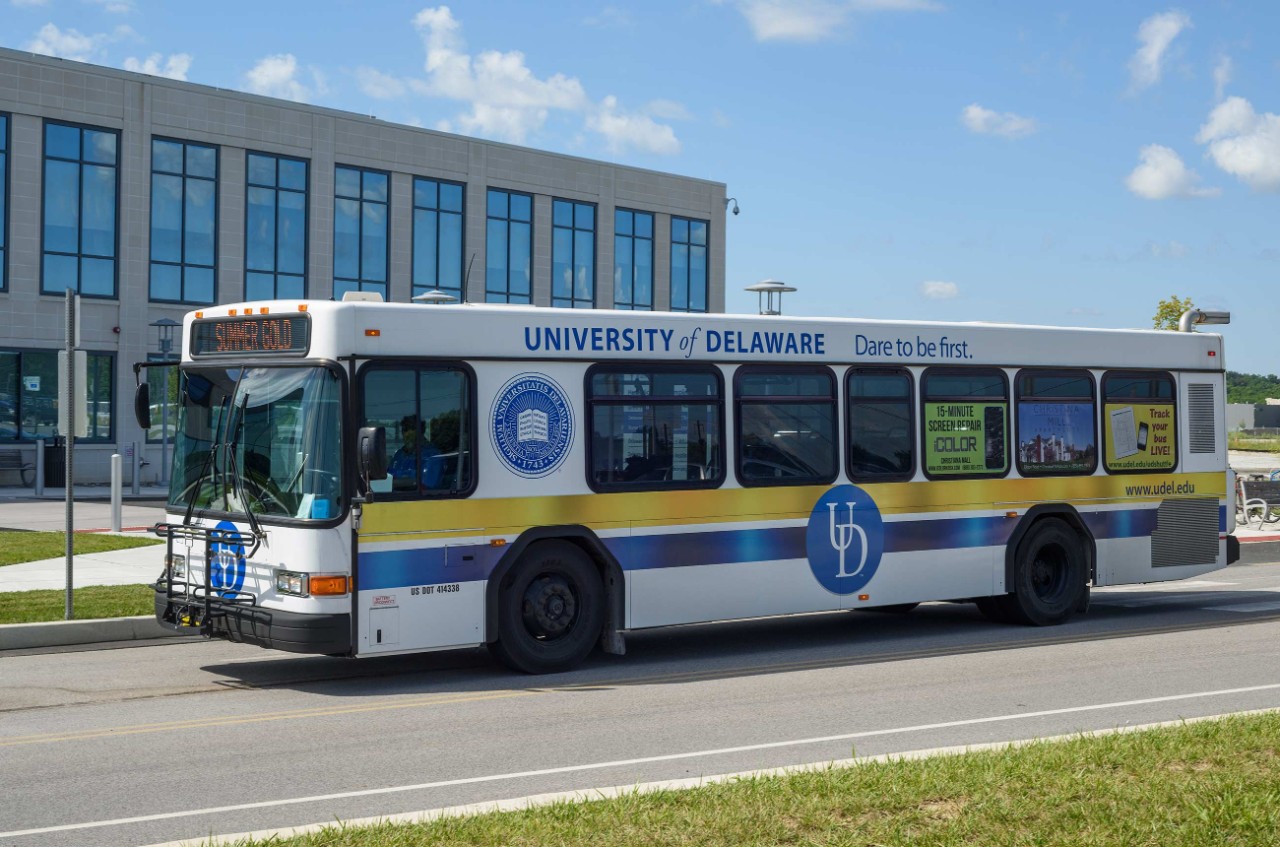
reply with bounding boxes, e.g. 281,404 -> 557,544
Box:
1227,371 -> 1280,404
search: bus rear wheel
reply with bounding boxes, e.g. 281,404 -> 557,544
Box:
489,540 -> 604,674
998,517 -> 1088,626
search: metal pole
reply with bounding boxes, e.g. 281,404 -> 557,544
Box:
161,365 -> 170,486
34,438 -> 45,497
131,440 -> 141,496
111,453 -> 122,532
64,289 -> 75,621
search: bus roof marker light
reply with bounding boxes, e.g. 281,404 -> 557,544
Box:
745,279 -> 796,316
298,304 -> 307,312
259,307 -> 269,315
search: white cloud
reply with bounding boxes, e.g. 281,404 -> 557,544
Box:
1213,55 -> 1232,102
920,280 -> 959,299
645,99 -> 692,121
123,52 -> 191,81
87,0 -> 135,12
1128,10 -> 1190,93
1125,144 -> 1218,199
1195,96 -> 1280,192
589,96 -> 681,155
960,103 -> 1038,139
244,54 -> 314,103
1146,240 -> 1191,259
728,0 -> 940,43
356,66 -> 407,100
23,22 -> 135,61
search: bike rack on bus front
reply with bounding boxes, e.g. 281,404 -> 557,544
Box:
153,523 -> 259,636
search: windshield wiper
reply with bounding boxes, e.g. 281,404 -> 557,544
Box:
223,390 -> 265,552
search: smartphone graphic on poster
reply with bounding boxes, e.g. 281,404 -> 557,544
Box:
1136,422 -> 1149,451
984,406 -> 1005,470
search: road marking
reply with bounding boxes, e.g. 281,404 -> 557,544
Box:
142,707 -> 1280,847
4,682 -> 1280,840
1096,580 -> 1237,593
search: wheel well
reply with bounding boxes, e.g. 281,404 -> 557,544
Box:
485,526 -> 624,645
1003,505 -> 1095,593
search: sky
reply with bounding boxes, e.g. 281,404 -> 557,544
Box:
3,0 -> 1279,373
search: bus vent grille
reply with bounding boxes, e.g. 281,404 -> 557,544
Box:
1151,498 -> 1219,568
1187,383 -> 1217,454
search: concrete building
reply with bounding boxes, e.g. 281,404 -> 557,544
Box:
0,48 -> 727,485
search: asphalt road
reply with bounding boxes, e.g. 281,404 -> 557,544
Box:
3,549 -> 1280,847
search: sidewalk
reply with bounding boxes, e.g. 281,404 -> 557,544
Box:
0,535 -> 166,592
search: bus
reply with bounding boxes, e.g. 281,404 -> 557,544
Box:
136,297 -> 1239,673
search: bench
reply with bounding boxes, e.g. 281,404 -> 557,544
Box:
0,448 -> 36,487
1237,476 -> 1280,530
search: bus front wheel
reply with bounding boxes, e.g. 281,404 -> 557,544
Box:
997,517 -> 1088,626
489,540 -> 604,674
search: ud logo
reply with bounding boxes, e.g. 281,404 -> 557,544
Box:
208,520 -> 247,597
805,485 -> 884,595
490,373 -> 574,479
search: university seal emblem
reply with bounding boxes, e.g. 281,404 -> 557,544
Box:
490,373 -> 574,478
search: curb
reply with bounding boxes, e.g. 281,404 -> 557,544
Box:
0,615 -> 192,651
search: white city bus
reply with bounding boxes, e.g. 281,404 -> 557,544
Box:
138,298 -> 1238,673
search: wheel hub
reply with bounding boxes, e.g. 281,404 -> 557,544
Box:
522,575 -> 578,640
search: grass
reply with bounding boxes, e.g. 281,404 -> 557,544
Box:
1229,433 -> 1280,454
222,711 -> 1280,847
0,583 -> 155,624
0,530 -> 163,567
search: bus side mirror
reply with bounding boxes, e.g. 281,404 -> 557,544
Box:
358,426 -> 388,481
134,382 -> 152,429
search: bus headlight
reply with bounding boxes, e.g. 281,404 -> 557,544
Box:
165,553 -> 186,579
275,570 -> 307,596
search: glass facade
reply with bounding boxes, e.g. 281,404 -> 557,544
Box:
150,138 -> 217,304
670,216 -> 708,312
0,349 -> 112,442
0,113 -> 7,292
334,166 -> 389,300
412,177 -> 465,302
42,121 -> 119,297
246,152 -> 308,301
613,209 -> 653,310
552,199 -> 595,309
485,188 -> 532,304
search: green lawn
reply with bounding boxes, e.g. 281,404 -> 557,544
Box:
1229,433 -> 1280,454
232,711 -> 1280,847
0,583 -> 155,624
0,530 -> 163,567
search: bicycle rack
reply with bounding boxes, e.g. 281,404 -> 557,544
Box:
153,522 -> 259,636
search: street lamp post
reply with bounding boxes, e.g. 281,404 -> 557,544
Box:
150,318 -> 181,486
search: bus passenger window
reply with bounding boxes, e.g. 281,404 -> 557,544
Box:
921,368 -> 1009,478
1015,370 -> 1097,476
361,365 -> 474,497
1101,371 -> 1176,473
736,367 -> 837,487
847,368 -> 914,481
587,365 -> 723,490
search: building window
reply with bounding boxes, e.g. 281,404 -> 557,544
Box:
921,368 -> 1009,478
586,364 -> 724,491
613,209 -> 653,310
847,367 -> 914,481
361,364 -> 475,497
736,367 -> 838,487
485,188 -> 532,304
1102,371 -> 1176,474
0,349 -> 112,442
670,216 -> 708,312
0,113 -> 8,292
42,121 -> 119,297
552,199 -> 595,308
246,152 -> 308,301
412,177 -> 464,302
334,166 -> 389,300
1015,370 -> 1097,477
150,138 -> 217,304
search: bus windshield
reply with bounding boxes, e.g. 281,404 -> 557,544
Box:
169,365 -> 344,521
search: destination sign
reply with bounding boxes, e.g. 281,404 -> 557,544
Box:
191,316 -> 310,357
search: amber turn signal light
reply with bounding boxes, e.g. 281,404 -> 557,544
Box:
310,575 -> 349,596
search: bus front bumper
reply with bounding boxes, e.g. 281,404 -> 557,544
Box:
154,588 -> 351,655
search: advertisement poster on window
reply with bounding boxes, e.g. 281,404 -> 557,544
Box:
1105,403 -> 1176,470
1018,403 -> 1096,474
924,402 -> 1007,475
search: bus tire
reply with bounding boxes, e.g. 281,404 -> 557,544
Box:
488,540 -> 604,674
1000,517 -> 1087,626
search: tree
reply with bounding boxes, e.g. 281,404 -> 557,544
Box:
1153,294 -> 1196,330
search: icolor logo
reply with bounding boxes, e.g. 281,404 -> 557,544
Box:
490,373 -> 574,478
805,484 -> 885,595
208,520 -> 246,597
